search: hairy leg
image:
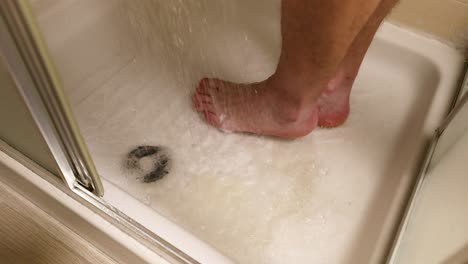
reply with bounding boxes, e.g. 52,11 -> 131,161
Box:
317,0 -> 400,127
193,0 -> 382,138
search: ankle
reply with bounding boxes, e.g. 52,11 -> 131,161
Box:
269,71 -> 323,102
271,92 -> 317,125
261,77 -> 316,123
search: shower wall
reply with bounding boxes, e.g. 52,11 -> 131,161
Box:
389,0 -> 468,51
396,127 -> 468,263
28,0 -> 134,104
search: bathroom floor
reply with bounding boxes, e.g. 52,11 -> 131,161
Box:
33,1 -> 464,263
0,165 -> 117,264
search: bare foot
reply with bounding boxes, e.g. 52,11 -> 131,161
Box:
192,78 -> 319,138
317,67 -> 355,128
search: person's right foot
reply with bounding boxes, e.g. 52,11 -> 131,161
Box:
317,67 -> 355,128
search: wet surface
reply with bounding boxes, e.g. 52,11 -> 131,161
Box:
33,0 -> 460,262
125,145 -> 170,183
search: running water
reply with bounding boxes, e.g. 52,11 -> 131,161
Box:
32,0 -> 441,263
114,2 -> 340,263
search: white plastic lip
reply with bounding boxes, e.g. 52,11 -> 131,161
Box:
101,178 -> 234,264
0,144 -> 170,264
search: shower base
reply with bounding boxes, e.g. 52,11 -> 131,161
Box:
34,1 -> 465,262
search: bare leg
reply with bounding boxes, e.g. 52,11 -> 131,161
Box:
317,0 -> 399,127
193,0 -> 381,138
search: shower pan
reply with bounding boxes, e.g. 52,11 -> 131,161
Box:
0,1 -> 466,263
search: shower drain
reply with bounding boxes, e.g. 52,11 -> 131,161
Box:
125,145 -> 170,183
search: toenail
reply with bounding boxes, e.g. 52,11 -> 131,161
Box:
204,111 -> 219,125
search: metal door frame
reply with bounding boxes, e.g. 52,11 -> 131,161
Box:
386,68 -> 468,263
0,0 -> 103,196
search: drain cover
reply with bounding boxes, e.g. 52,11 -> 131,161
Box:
125,145 -> 170,183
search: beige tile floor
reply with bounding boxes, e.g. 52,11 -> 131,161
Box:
0,176 -> 117,264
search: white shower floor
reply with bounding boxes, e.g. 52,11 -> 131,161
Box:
33,1 -> 464,263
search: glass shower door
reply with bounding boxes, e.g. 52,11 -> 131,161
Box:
1,2 -> 203,262
0,0 -> 103,196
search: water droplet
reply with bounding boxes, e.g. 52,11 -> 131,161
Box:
319,167 -> 329,176
143,193 -> 151,206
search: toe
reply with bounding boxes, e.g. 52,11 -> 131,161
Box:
192,94 -> 201,110
196,84 -> 210,95
199,78 -> 223,93
207,78 -> 222,91
193,93 -> 214,111
203,111 -> 221,127
197,78 -> 216,94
